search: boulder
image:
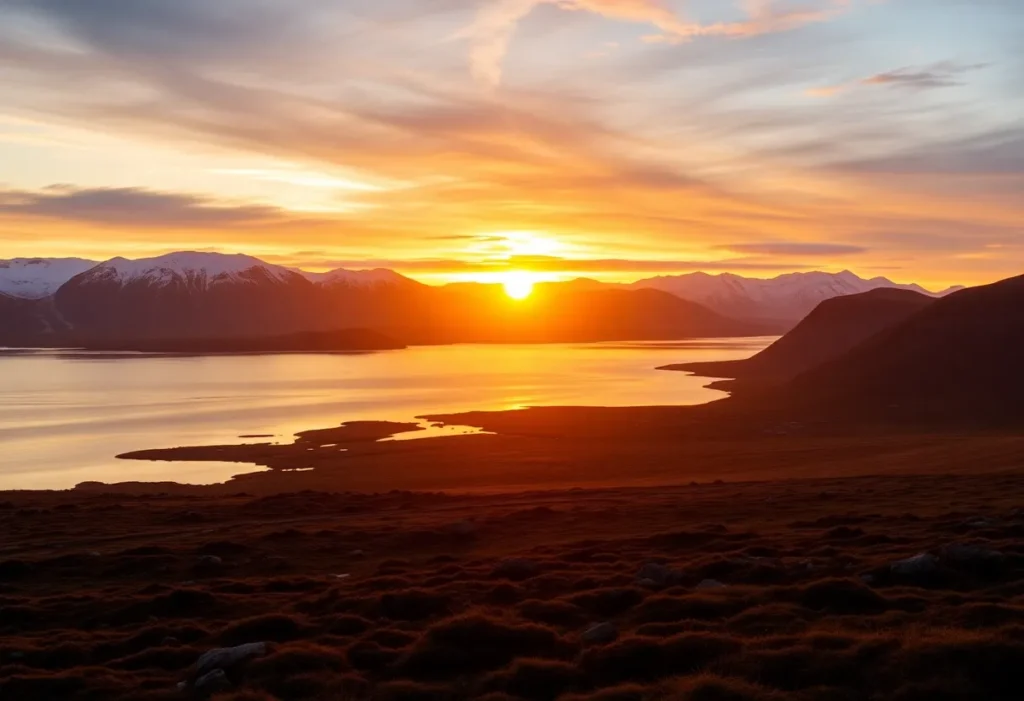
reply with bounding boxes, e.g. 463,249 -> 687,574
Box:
581,622 -> 618,645
941,543 -> 1003,564
193,641 -> 268,679
696,579 -> 726,590
193,668 -> 231,696
890,553 -> 939,576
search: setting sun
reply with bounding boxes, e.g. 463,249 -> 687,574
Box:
502,272 -> 535,300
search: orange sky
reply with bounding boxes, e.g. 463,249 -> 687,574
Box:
0,1 -> 1021,289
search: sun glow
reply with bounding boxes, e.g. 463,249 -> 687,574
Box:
502,272 -> 535,300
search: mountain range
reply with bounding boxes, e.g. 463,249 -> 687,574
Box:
629,270 -> 958,323
0,252 -> 958,347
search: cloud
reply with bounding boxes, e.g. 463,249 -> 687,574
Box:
283,254 -> 812,275
468,0 -> 856,86
808,62 -> 988,97
0,186 -> 290,228
717,242 -> 867,256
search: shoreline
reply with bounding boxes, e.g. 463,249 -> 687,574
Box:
26,402 -> 1024,498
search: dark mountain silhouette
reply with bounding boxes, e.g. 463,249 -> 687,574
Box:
394,284 -> 776,343
666,288 -> 935,390
773,275 -> 1024,424
1,252 -> 775,347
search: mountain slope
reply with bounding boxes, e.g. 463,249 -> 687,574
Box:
54,252 -> 323,339
0,258 -> 97,299
666,288 -> 936,390
398,284 -> 775,343
632,270 -> 950,323
300,267 -> 418,289
776,274 -> 1024,424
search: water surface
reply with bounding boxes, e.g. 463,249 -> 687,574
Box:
0,338 -> 772,489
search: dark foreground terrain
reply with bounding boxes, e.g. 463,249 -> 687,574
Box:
4,465 -> 1024,700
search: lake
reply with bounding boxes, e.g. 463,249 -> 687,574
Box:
0,338 -> 773,489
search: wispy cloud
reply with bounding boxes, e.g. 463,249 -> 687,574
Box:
808,62 -> 988,97
0,186 -> 290,228
717,242 -> 868,256
468,0 -> 856,86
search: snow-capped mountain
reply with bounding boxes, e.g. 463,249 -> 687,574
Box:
75,252 -> 303,290
631,270 -> 956,323
55,252 -> 319,339
0,258 -> 98,299
298,267 -> 415,289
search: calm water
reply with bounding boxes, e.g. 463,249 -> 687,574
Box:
0,338 -> 772,489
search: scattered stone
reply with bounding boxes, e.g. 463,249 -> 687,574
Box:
197,555 -> 223,569
636,562 -> 682,587
193,668 -> 231,696
582,622 -> 618,645
941,543 -> 1004,564
192,642 -> 268,679
492,558 -> 540,580
890,553 -> 939,576
332,573 -> 352,580
696,579 -> 726,590
966,518 -> 997,529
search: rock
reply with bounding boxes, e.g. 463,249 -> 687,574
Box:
860,574 -> 876,585
196,555 -> 223,570
192,642 -> 268,679
890,553 -> 939,576
193,668 -> 232,696
582,622 -> 618,645
349,549 -> 366,558
637,563 -> 681,587
492,558 -> 540,580
965,518 -> 997,529
696,579 -> 726,590
941,543 -> 1003,564
162,636 -> 181,648
637,578 -> 659,589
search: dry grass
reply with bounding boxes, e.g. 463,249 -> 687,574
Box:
3,468 -> 1024,699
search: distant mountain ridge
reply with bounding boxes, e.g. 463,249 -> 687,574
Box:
0,258 -> 98,299
1,251 -> 773,346
630,270 -> 959,323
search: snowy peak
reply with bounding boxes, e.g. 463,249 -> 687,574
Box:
631,270 -> 953,323
79,252 -> 302,290
0,258 -> 98,299
300,267 -> 415,289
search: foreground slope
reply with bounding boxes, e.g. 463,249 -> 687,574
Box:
4,470 -> 1024,701
666,288 -> 935,390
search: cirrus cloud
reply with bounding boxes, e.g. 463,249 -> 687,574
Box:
467,0 -> 857,86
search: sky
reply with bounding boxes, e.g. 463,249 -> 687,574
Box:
0,0 -> 1021,288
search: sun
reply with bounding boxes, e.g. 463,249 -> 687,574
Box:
502,272 -> 535,300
